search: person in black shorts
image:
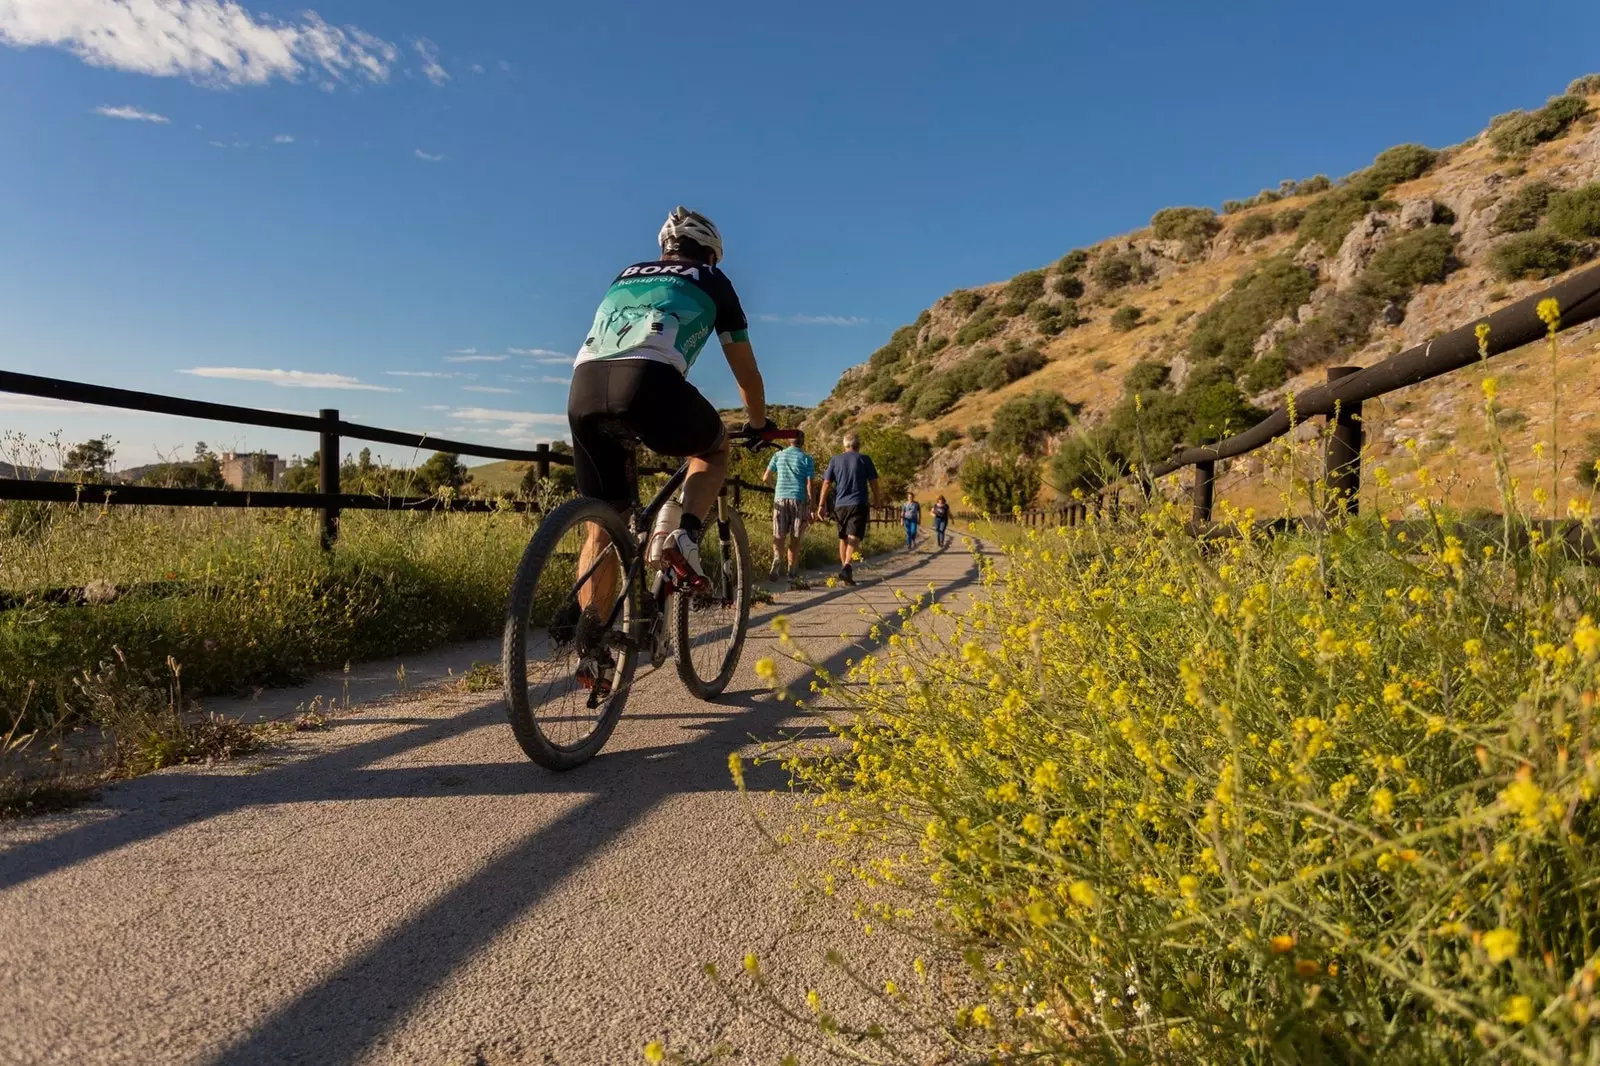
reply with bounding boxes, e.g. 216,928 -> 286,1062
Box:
563,208 -> 768,684
816,431 -> 880,586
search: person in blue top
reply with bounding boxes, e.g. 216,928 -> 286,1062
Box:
816,431 -> 880,586
901,490 -> 921,550
762,430 -> 816,582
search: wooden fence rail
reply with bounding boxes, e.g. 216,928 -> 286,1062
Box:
0,370 -> 774,547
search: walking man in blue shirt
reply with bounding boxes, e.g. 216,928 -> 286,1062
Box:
762,430 -> 816,582
816,431 -> 880,586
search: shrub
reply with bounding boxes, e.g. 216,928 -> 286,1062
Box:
1489,95 -> 1592,157
1571,74 -> 1600,96
1276,286 -> 1384,371
983,347 -> 1047,390
1489,230 -> 1584,280
998,298 -> 1028,318
1052,274 -> 1084,299
1091,358 -> 1113,373
1363,224 -> 1458,300
957,450 -> 1040,512
1273,207 -> 1306,232
1293,174 -> 1332,196
1579,431 -> 1600,487
922,334 -> 950,355
1056,249 -> 1088,274
1237,349 -> 1288,393
1491,180 -> 1556,234
948,290 -> 984,316
1046,432 -> 1120,492
1546,183 -> 1600,239
1004,269 -> 1047,306
911,377 -> 961,421
868,323 -> 919,368
933,428 -> 961,448
968,424 -> 989,443
1298,187 -> 1375,252
1092,250 -> 1148,290
1150,206 -> 1221,252
866,375 -> 903,404
1110,305 -> 1144,332
1357,144 -> 1438,193
1187,256 -> 1316,369
1122,360 -> 1170,394
954,305 -> 1001,345
988,391 -> 1077,455
1233,213 -> 1276,242
856,425 -> 931,497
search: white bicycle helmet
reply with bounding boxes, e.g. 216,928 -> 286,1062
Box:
658,206 -> 723,265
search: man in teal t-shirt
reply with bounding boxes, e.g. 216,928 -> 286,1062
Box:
762,431 -> 816,581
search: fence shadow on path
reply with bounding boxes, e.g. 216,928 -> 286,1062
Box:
203,546 -> 979,1065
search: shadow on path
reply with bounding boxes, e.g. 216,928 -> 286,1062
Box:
205,547 -> 978,1065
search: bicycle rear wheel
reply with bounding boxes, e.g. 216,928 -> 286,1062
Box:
674,508 -> 751,700
503,497 -> 640,770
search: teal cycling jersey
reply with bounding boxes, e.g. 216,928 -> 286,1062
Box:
574,260 -> 750,376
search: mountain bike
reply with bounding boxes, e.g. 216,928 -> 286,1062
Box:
501,426 -> 797,770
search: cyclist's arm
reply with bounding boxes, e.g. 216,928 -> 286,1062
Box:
720,339 -> 767,429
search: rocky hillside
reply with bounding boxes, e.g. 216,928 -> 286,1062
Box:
808,75 -> 1600,513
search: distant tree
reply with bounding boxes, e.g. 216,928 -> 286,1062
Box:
64,436 -> 114,479
416,452 -> 468,492
959,450 -> 1041,513
989,392 -> 1077,455
858,425 -> 932,498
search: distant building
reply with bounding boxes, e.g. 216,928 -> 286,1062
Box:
220,452 -> 286,489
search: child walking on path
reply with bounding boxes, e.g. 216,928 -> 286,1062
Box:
901,491 -> 921,550
932,495 -> 951,548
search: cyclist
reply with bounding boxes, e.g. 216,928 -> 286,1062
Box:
563,207 -> 768,687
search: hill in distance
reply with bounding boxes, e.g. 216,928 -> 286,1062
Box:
808,74 -> 1600,514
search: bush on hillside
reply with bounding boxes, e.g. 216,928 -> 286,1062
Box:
1150,206 -> 1222,253
856,425 -> 930,497
1358,144 -> 1439,192
1546,183 -> 1600,240
1363,224 -> 1459,300
1572,74 -> 1600,96
1489,95 -> 1592,157
1297,187 -> 1375,252
1056,249 -> 1088,275
1052,274 -> 1085,299
1110,305 -> 1144,332
948,290 -> 985,317
868,323 -> 919,369
1293,174 -> 1333,196
1233,213 -> 1277,242
1031,301 -> 1082,336
1123,360 -> 1171,395
933,428 -> 961,448
1093,249 -> 1149,290
983,347 -> 1047,390
922,334 -> 950,355
1187,256 -> 1317,369
957,450 -> 1040,513
866,375 -> 903,404
1046,433 -> 1119,492
1237,349 -> 1289,393
988,392 -> 1077,455
910,377 -> 961,421
1492,180 -> 1557,234
1003,269 -> 1047,306
968,424 -> 989,443
1276,285 -> 1384,371
954,305 -> 1001,345
1489,230 -> 1585,280
1273,207 -> 1306,232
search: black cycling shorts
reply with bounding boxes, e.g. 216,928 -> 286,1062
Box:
568,358 -> 725,508
833,505 -> 868,540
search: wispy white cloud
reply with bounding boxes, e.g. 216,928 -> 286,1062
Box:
272,133 -> 294,143
94,104 -> 168,123
541,375 -> 571,385
414,148 -> 445,163
467,62 -> 484,74
386,370 -> 459,379
0,0 -> 401,88
449,407 -> 566,427
758,313 -> 868,326
444,353 -> 506,364
413,37 -> 447,85
422,404 -> 451,411
180,367 -> 399,391
508,347 -> 572,363
462,385 -> 514,394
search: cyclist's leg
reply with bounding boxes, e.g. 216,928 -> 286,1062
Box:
569,364 -> 635,616
623,363 -> 726,528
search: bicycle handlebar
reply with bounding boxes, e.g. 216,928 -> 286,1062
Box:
729,424 -> 801,450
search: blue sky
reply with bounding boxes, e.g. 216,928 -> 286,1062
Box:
2,0 -> 1599,468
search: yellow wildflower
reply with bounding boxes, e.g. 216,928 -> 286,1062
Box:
1067,880 -> 1097,907
970,1004 -> 992,1027
643,1040 -> 666,1064
1575,616 -> 1600,661
1270,934 -> 1296,954
1481,376 -> 1499,403
727,752 -> 745,790
1502,995 -> 1534,1026
1537,297 -> 1561,333
1294,958 -> 1321,978
1482,927 -> 1520,964
1371,787 -> 1395,820
754,657 -> 778,682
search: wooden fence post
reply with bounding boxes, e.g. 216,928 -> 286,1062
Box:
319,408 -> 340,550
1324,366 -> 1363,518
1192,459 -> 1215,527
534,442 -> 550,480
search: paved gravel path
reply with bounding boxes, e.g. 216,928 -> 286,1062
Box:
0,539 -> 982,1066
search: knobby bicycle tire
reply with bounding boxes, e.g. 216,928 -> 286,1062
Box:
673,509 -> 751,700
502,496 -> 640,770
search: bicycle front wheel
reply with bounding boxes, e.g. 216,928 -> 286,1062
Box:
674,507 -> 751,700
503,496 -> 640,770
